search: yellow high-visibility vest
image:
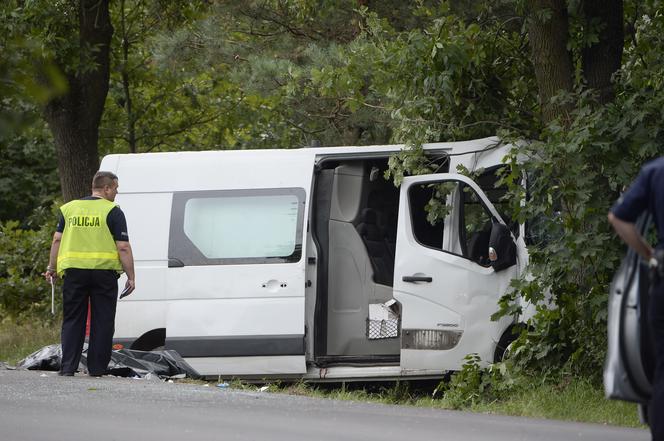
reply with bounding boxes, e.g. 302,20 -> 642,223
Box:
57,198 -> 122,275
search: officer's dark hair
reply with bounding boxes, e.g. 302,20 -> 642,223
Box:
92,171 -> 119,189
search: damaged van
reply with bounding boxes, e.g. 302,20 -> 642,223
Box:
100,137 -> 532,380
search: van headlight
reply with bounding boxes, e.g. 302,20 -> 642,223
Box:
402,329 -> 463,350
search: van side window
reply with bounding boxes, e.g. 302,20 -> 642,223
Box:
409,180 -> 494,266
476,166 -> 518,237
169,188 -> 305,265
408,183 -> 444,250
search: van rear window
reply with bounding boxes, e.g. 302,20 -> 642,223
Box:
169,188 -> 305,265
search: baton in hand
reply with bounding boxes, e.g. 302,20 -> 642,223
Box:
50,277 -> 55,316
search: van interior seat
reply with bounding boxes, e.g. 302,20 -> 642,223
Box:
356,208 -> 394,286
365,188 -> 398,271
381,211 -> 397,265
325,162 -> 400,356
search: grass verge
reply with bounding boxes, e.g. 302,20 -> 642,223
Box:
0,316 -> 60,365
273,377 -> 644,428
429,377 -> 643,427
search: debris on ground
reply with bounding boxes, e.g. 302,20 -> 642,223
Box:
11,344 -> 200,380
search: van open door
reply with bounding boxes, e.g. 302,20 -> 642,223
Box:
394,173 -> 518,372
605,214 -> 653,410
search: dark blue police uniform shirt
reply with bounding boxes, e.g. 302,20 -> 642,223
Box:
56,196 -> 129,242
611,157 -> 664,248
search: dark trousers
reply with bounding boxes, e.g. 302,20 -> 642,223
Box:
60,268 -> 119,375
649,278 -> 664,440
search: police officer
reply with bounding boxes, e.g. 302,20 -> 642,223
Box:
44,171 -> 135,377
609,157 -> 664,440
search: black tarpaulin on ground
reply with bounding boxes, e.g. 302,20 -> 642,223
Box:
15,344 -> 61,371
12,344 -> 200,379
103,348 -> 201,379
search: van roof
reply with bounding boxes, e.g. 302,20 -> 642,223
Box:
100,137 -> 508,193
103,136 -> 501,162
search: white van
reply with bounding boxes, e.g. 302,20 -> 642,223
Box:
100,136 -> 531,380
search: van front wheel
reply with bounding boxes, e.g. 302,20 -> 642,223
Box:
493,326 -> 520,362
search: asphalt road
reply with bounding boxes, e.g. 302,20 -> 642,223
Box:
0,369 -> 649,441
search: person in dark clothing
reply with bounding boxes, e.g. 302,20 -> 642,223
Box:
43,171 -> 135,377
609,157 -> 664,440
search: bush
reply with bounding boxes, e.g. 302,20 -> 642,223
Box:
363,2 -> 664,383
493,83 -> 664,379
0,203 -> 60,319
435,354 -> 516,409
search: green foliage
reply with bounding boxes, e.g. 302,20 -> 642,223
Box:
0,3 -> 68,130
435,354 -> 515,409
1,0 -> 101,99
100,0 -> 230,154
149,1 -> 440,147
385,143 -> 437,186
0,204 -> 59,318
370,1 -> 664,383
378,380 -> 414,404
481,376 -> 641,427
361,2 -> 538,143
0,119 -> 59,222
435,354 -> 486,408
0,4 -> 61,222
495,15 -> 664,372
264,370 -> 641,426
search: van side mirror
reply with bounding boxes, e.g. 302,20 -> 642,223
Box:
488,222 -> 516,272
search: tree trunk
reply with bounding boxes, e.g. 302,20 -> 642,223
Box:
581,0 -> 624,104
526,0 -> 574,125
120,0 -> 137,153
43,0 -> 113,202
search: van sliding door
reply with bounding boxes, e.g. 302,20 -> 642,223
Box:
165,187 -> 308,376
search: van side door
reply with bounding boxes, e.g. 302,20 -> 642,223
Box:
163,152 -> 314,377
394,173 -> 518,372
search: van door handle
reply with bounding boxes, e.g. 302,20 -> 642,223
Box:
402,275 -> 433,283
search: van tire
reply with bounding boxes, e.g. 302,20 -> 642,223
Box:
493,326 -> 520,362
